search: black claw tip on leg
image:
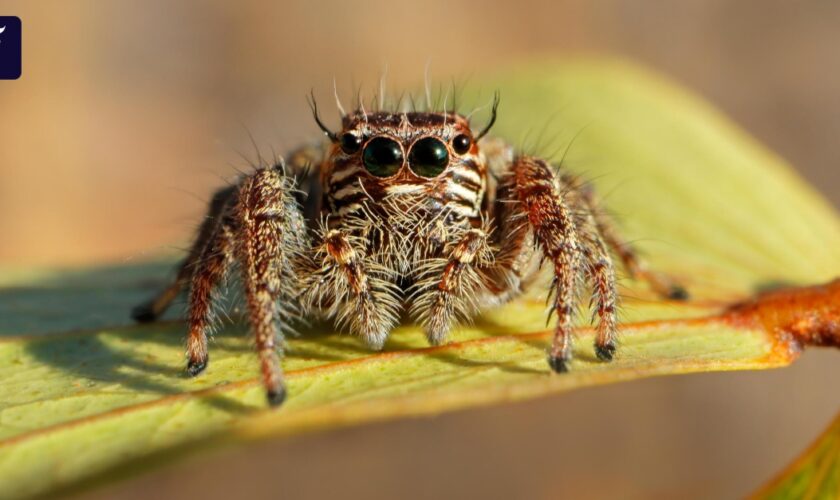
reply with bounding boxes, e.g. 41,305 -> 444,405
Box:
548,354 -> 570,373
131,302 -> 158,323
595,342 -> 616,362
668,284 -> 690,301
266,387 -> 287,407
186,357 -> 208,377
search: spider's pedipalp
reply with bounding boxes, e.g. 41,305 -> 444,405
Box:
299,227 -> 400,349
411,226 -> 494,345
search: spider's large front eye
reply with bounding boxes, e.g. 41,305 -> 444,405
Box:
363,137 -> 403,177
408,137 -> 449,178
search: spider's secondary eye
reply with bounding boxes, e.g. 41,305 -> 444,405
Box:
452,134 -> 472,155
340,133 -> 362,154
408,137 -> 449,178
363,137 -> 403,177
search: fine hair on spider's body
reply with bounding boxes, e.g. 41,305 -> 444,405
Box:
133,94 -> 686,406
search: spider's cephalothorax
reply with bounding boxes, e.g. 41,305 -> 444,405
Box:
133,96 -> 686,406
324,110 -> 488,269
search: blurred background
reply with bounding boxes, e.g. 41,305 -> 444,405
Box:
2,1 -> 839,498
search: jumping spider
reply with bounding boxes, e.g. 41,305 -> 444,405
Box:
133,94 -> 686,406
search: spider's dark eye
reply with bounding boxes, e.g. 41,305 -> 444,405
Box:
452,134 -> 472,155
408,137 -> 449,178
340,133 -> 362,154
363,137 -> 403,177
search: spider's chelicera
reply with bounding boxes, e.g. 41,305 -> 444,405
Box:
133,93 -> 686,406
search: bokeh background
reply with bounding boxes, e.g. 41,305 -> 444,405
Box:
2,1 -> 839,499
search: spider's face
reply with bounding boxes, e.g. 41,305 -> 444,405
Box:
321,110 -> 489,225
324,111 -> 486,215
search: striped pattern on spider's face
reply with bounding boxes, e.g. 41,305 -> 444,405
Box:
322,111 -> 487,230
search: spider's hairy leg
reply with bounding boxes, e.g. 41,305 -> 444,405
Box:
564,202 -> 620,361
131,140 -> 323,325
184,223 -> 234,376
233,168 -> 308,406
302,229 -> 399,350
581,242 -> 619,361
412,228 -> 493,345
561,173 -> 688,300
509,156 -> 583,372
131,185 -> 236,323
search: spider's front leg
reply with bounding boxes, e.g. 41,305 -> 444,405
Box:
131,143 -> 323,324
188,167 -> 309,406
507,156 -> 619,371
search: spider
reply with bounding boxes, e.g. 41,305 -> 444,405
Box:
132,93 -> 686,406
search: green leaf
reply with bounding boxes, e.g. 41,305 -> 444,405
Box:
1,58 -> 839,499
752,413 -> 840,500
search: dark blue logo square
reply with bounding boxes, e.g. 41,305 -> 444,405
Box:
0,16 -> 21,80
